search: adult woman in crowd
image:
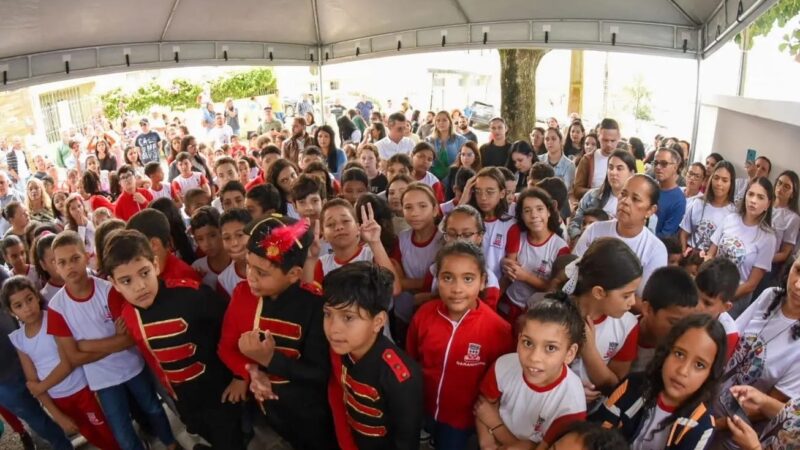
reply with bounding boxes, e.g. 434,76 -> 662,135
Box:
168,135 -> 213,182
314,125 -> 347,181
529,126 -> 546,155
509,140 -> 536,193
574,174 -> 667,298
706,177 -> 776,313
80,171 -> 115,214
95,139 -> 117,172
444,141 -> 483,200
364,122 -> 386,144
123,146 -> 145,176
427,110 -> 468,180
63,193 -> 96,260
683,162 -> 707,201
3,202 -> 30,240
705,152 -> 724,179
305,112 -> 318,136
679,160 -> 736,256
562,120 -> 585,159
336,114 -> 361,146
628,137 -> 646,174
759,170 -> 800,292
568,150 -> 636,242
25,178 -> 54,224
538,127 -> 576,192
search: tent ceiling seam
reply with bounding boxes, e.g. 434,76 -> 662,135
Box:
311,0 -> 322,46
161,0 -> 182,41
448,0 -> 471,23
667,0 -> 701,26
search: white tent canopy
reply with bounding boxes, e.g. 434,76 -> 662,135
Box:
0,0 -> 779,90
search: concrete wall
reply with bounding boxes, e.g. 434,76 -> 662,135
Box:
694,95 -> 800,181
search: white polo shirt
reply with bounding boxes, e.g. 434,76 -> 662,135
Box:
375,136 -> 415,160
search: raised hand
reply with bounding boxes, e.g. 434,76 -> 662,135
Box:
359,203 -> 382,245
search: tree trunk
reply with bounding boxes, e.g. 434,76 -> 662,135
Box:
499,48 -> 548,142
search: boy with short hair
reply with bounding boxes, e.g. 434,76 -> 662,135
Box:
245,184 -> 281,219
411,143 -> 445,202
219,214 -> 337,449
172,152 -> 210,201
245,146 -> 281,192
694,257 -> 740,359
212,157 -> 239,212
340,168 -> 369,205
581,208 -> 609,231
385,153 -> 413,182
126,209 -> 201,284
104,230 -> 244,450
630,265 -> 699,372
299,147 -> 324,171
190,206 -> 231,289
114,165 -> 154,222
216,208 -> 252,297
144,162 -> 172,202
290,174 -> 325,228
323,262 -> 423,450
47,231 -> 176,450
182,188 -> 211,223
220,181 -> 246,212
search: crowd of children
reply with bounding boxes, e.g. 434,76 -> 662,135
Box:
0,111 -> 798,450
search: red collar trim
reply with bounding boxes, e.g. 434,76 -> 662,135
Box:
334,245 -> 365,265
48,280 -> 65,288
411,230 -> 437,248
524,364 -> 568,393
657,394 -> 677,413
66,279 -> 95,302
526,232 -> 554,247
593,315 -> 607,325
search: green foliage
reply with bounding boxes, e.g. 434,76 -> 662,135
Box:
100,68 -> 278,120
735,0 -> 800,55
209,68 -> 277,102
623,75 -> 653,122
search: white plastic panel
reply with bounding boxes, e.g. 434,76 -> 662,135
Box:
31,49 -> 97,77
469,23 -> 530,43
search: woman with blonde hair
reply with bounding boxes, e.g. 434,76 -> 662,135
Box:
426,110 -> 467,180
25,178 -> 54,223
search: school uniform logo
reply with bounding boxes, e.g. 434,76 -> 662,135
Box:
492,233 -> 504,248
532,416 -> 546,441
604,342 -> 619,360
465,343 -> 481,362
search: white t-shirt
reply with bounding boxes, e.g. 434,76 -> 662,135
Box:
217,261 -> 246,297
591,151 -> 610,189
602,194 -> 618,219
710,214 -> 776,285
375,136 -> 415,160
149,181 -> 173,202
573,219 -> 668,297
46,277 -> 144,390
440,199 -> 457,216
315,245 -> 375,282
192,256 -> 224,289
717,288 -> 800,408
505,231 -> 570,307
171,172 -> 208,198
679,201 -> 736,252
394,229 -> 443,280
40,281 -> 64,303
570,313 -> 640,384
481,354 -> 586,444
632,397 -> 676,450
9,315 -> 88,399
207,125 -> 234,147
771,206 -> 800,250
483,217 -> 517,281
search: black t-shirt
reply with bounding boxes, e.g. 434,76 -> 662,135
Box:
369,173 -> 388,195
135,131 -> 162,165
480,141 -> 512,168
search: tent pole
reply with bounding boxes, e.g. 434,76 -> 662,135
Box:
690,29 -> 702,161
318,61 -> 325,126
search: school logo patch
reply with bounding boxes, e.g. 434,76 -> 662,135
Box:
465,343 -> 482,362
604,342 -> 619,360
719,235 -> 747,266
492,233 -> 504,248
531,416 -> 546,441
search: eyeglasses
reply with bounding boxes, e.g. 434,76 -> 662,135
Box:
444,231 -> 481,240
653,160 -> 674,168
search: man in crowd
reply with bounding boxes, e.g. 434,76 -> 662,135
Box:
208,113 -> 234,148
6,137 -> 32,192
201,102 -> 216,135
296,94 -> 313,117
257,105 -> 283,136
456,116 -> 477,143
479,117 -> 511,168
0,172 -> 24,235
356,95 -> 374,122
416,111 -> 435,139
573,118 -> 621,199
135,118 -> 163,165
653,146 -> 686,238
282,116 -> 313,164
376,113 -> 415,160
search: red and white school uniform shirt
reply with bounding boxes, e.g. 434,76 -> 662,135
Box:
406,300 -> 514,430
393,229 -> 443,280
505,228 -> 570,307
11,265 -> 42,290
314,245 -> 375,285
192,256 -> 225,289
482,217 -> 518,282
40,280 -> 64,303
718,311 -> 739,361
47,277 -> 145,391
570,313 -> 640,384
10,315 -> 88,399
216,261 -> 246,298
423,263 -> 501,310
171,172 -> 208,199
632,395 -> 678,450
439,198 -> 458,216
149,181 -> 173,202
415,171 -> 445,203
480,355 -> 587,445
